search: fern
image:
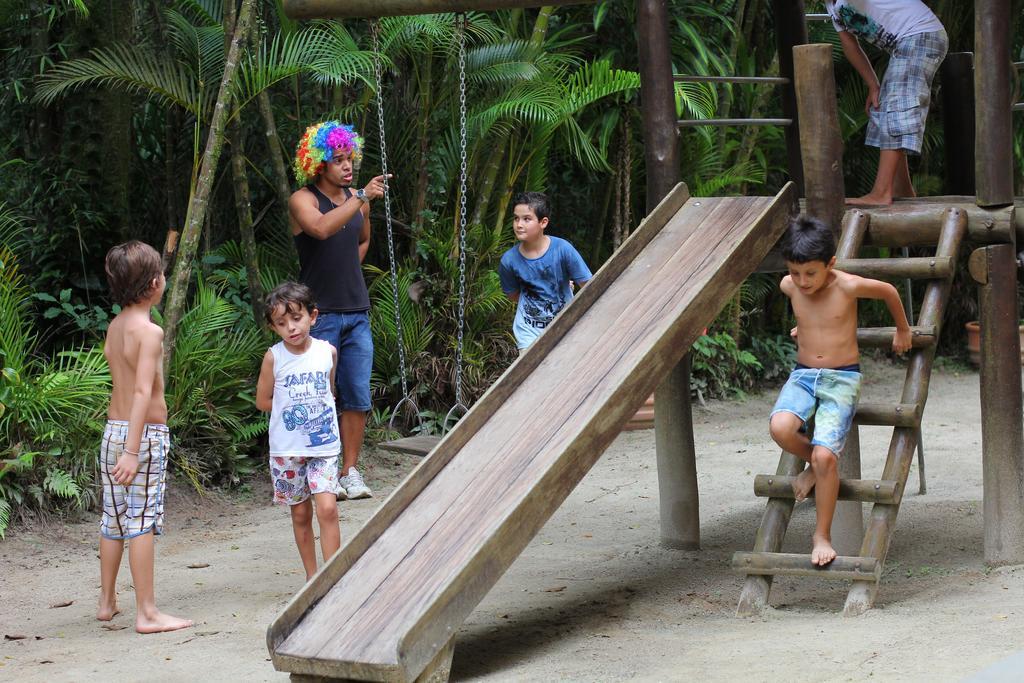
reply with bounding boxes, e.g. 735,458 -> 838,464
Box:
0,499 -> 9,539
43,468 -> 81,500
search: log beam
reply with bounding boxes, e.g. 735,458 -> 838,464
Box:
283,0 -> 591,19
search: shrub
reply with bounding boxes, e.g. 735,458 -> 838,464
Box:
0,245 -> 110,537
160,280 -> 269,487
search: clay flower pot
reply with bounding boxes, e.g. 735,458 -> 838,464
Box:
965,321 -> 1024,367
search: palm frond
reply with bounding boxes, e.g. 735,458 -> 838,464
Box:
34,44 -> 200,113
557,61 -> 641,116
166,8 -> 225,88
303,23 -> 378,89
466,40 -> 542,86
675,81 -> 718,120
0,203 -> 30,258
0,246 -> 34,373
173,0 -> 221,26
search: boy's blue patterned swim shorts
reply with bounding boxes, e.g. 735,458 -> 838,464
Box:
770,366 -> 862,457
866,29 -> 948,154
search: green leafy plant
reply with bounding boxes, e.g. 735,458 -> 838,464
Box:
690,331 -> 763,401
0,242 -> 110,537
749,333 -> 797,384
162,279 -> 270,487
34,289 -> 113,341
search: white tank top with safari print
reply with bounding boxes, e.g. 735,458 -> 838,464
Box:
268,338 -> 340,457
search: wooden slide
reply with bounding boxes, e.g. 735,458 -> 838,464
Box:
268,182 -> 795,681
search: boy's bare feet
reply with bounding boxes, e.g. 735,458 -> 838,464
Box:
96,599 -> 121,622
845,193 -> 892,207
811,533 -> 837,566
136,611 -> 193,634
792,467 -> 816,502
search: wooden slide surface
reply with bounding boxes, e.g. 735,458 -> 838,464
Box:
268,183 -> 796,681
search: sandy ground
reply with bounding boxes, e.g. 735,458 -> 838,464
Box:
2,358 -> 1023,682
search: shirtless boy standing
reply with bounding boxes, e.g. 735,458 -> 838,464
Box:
99,241 -> 191,633
768,216 -> 912,566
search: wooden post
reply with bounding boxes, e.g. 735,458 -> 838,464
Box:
832,426 -> 864,555
974,0 -> 1013,207
793,44 -> 845,232
940,53 -> 975,195
771,0 -> 808,196
969,245 -> 1024,565
655,356 -> 699,549
637,0 -> 680,209
831,211 -> 869,556
637,0 -> 696,549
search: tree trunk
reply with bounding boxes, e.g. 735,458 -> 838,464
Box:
491,182 -> 514,239
91,0 -> 135,239
622,115 -> 633,240
257,90 -> 294,213
229,120 -> 264,323
29,0 -> 57,160
149,0 -> 183,241
611,143 -> 623,249
412,53 -> 433,232
590,169 -> 613,264
162,0 -> 256,368
469,128 -> 509,228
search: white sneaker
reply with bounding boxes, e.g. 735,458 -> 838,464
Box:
340,467 -> 372,499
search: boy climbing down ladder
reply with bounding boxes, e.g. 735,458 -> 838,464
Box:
767,215 -> 912,567
734,205 -> 966,616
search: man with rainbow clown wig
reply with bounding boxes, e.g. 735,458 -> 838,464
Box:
288,121 -> 388,500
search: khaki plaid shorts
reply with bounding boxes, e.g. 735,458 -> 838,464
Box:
99,420 -> 169,540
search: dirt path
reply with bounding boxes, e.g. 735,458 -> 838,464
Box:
2,359 -> 1022,682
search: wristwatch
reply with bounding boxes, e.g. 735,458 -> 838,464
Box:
355,188 -> 368,203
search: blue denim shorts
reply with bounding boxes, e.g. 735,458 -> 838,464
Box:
770,366 -> 862,456
310,310 -> 373,412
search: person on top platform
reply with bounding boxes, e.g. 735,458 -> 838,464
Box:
827,0 -> 948,206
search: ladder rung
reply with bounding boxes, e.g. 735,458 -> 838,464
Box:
857,325 -> 936,348
676,118 -> 792,127
753,474 -> 900,504
834,256 -> 952,280
732,552 -> 882,582
672,75 -> 790,85
855,402 -> 921,427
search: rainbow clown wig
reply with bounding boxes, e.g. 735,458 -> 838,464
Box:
293,121 -> 364,185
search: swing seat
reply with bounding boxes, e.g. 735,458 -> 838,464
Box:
378,434 -> 441,457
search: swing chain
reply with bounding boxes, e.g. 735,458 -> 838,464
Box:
453,13 -> 469,414
371,21 -> 415,421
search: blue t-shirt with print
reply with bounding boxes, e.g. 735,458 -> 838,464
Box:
498,236 -> 592,349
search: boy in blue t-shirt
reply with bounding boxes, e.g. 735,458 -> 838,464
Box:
498,192 -> 592,351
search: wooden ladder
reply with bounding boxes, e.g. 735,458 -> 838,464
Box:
733,206 -> 967,616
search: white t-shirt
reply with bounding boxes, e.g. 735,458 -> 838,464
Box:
827,1 -> 943,51
268,338 -> 340,457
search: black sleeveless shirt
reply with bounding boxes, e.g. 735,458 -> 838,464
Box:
294,185 -> 370,313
